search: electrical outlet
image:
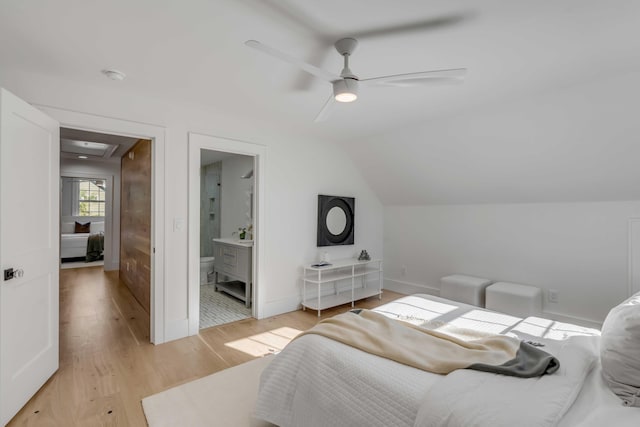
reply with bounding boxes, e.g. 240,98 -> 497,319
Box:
548,289 -> 559,303
401,265 -> 407,276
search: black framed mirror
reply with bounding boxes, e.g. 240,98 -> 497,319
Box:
317,195 -> 355,246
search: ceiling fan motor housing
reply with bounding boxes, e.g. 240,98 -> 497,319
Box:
334,38 -> 358,56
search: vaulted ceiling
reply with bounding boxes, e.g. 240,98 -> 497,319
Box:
1,0 -> 639,204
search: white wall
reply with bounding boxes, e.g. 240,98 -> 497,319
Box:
220,155 -> 253,238
60,158 -> 121,271
384,202 -> 640,326
1,70 -> 383,338
200,162 -> 221,257
344,70 -> 640,205
361,71 -> 640,328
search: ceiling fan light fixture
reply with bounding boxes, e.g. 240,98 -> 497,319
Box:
333,79 -> 358,103
335,92 -> 357,103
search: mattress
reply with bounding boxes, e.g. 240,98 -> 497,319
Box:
255,294 -> 640,427
61,233 -> 90,258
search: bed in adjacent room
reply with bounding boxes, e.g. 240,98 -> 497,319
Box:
255,293 -> 640,427
60,220 -> 104,261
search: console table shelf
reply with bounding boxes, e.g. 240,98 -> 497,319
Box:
302,258 -> 382,316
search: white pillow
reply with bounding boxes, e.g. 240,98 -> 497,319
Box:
90,221 -> 105,233
600,291 -> 640,406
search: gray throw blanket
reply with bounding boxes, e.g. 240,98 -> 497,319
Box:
298,309 -> 559,378
86,233 -> 104,262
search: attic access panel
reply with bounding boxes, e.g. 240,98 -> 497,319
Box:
317,195 -> 355,247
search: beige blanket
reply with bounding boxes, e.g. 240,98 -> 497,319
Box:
298,309 -> 558,377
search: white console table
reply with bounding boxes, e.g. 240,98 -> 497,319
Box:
302,258 -> 382,317
213,238 -> 253,307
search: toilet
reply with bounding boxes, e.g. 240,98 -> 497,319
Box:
200,257 -> 215,285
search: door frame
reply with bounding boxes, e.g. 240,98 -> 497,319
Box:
37,105 -> 167,344
187,132 -> 266,334
629,218 -> 640,297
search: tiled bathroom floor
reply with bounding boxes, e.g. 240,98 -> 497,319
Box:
199,283 -> 252,329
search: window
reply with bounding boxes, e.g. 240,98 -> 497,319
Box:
77,179 -> 105,217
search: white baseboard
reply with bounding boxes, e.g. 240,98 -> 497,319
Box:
260,296 -> 301,319
384,278 -> 440,297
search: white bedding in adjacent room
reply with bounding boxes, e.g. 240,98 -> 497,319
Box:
61,233 -> 89,244
60,221 -> 104,259
255,294 -> 640,427
61,233 -> 90,258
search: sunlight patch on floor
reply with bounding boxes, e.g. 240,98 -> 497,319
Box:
225,327 -> 302,357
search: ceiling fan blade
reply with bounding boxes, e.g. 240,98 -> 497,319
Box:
352,12 -> 474,39
371,76 -> 465,88
314,95 -> 336,122
245,40 -> 340,83
361,68 -> 467,85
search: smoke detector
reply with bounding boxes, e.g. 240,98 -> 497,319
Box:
101,69 -> 126,81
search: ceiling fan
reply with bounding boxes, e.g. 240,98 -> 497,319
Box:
245,37 -> 466,122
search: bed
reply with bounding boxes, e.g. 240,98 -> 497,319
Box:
60,221 -> 104,260
255,293 -> 640,427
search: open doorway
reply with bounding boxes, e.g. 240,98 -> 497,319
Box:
199,150 -> 254,328
58,127 -> 155,340
188,132 -> 266,335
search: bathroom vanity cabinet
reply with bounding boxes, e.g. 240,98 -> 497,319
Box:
213,238 -> 253,307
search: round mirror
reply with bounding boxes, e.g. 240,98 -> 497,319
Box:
326,206 -> 347,236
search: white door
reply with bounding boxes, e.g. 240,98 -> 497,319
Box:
0,88 -> 59,425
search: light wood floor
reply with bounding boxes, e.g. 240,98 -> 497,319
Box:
9,267 -> 402,426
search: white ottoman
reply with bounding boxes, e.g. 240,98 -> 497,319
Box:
485,282 -> 542,317
440,274 -> 493,307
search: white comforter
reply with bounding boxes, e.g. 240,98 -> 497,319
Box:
254,294 -> 617,427
413,336 -> 597,427
255,334 -> 441,427
256,328 -> 597,427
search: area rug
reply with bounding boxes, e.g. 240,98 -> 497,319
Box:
200,283 -> 252,329
142,356 -> 275,427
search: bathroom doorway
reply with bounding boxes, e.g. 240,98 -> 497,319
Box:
199,149 -> 254,329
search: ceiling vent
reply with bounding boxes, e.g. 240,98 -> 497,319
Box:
60,139 -> 119,159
